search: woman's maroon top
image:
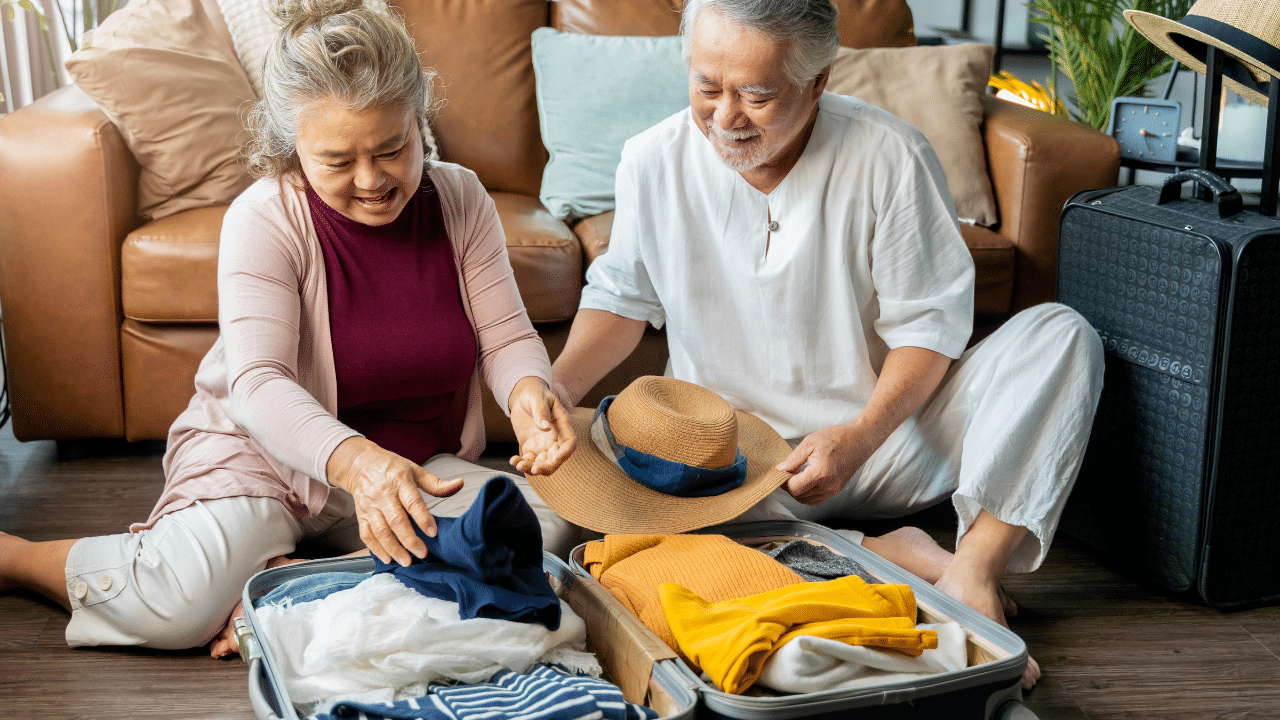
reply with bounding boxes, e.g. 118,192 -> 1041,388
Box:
308,177 -> 478,464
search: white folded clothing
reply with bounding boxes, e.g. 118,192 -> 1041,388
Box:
756,622 -> 968,694
256,573 -> 598,704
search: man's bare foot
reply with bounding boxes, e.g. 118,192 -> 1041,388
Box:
997,585 -> 1018,618
862,526 -> 1017,617
935,561 -> 1040,690
863,526 -> 953,583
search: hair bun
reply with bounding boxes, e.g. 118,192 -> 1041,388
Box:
274,0 -> 365,36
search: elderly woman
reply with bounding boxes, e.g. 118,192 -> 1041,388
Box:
0,0 -> 577,654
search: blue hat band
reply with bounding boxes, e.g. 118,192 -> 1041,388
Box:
590,396 -> 747,498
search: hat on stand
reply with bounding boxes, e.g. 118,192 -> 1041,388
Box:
528,376 -> 793,535
1126,0 -> 1280,106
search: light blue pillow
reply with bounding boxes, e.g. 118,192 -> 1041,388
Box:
531,28 -> 690,221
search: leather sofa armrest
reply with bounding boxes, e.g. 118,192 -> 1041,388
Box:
983,95 -> 1120,311
0,85 -> 139,440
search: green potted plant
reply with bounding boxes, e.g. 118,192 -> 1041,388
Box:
1027,0 -> 1194,131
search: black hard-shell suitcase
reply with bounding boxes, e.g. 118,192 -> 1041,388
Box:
1057,169 -> 1280,609
234,553 -> 699,720
568,520 -> 1038,720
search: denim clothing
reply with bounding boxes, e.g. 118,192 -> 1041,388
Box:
257,571 -> 369,608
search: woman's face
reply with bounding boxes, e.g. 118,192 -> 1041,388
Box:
295,100 -> 424,226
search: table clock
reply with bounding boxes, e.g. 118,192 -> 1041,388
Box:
1108,97 -> 1182,162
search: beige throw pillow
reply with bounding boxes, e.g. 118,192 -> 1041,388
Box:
827,43 -> 997,227
66,0 -> 256,221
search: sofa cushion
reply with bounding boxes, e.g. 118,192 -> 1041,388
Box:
64,0 -> 255,222
826,43 -> 998,227
532,29 -> 689,220
491,192 -> 584,324
121,195 -> 581,325
397,0 -> 547,196
121,320 -> 219,441
122,206 -> 225,323
551,0 -> 916,49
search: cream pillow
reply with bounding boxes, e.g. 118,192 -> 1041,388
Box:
215,0 -> 277,97
65,0 -> 256,221
827,43 -> 998,227
216,0 -> 439,161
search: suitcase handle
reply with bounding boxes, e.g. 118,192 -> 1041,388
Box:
1158,169 -> 1243,218
248,657 -> 284,720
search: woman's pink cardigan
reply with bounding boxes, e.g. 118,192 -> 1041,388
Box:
136,163 -> 551,530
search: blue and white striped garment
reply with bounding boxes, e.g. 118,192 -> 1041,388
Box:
307,664 -> 657,720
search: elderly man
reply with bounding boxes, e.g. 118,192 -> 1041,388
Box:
550,0 -> 1103,690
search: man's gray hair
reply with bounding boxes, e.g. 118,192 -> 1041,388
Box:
244,0 -> 437,178
680,0 -> 840,87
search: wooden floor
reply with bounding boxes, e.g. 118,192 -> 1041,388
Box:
1,421 -> 1277,719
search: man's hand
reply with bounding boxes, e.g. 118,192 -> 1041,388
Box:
326,437 -> 463,567
508,377 -> 577,476
776,423 -> 879,505
778,346 -> 953,506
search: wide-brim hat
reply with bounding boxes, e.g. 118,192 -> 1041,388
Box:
528,376 -> 792,535
1126,0 -> 1280,106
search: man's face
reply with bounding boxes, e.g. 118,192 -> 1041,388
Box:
688,9 -> 825,175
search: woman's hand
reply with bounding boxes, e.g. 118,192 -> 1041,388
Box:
508,376 -> 577,476
325,437 -> 463,566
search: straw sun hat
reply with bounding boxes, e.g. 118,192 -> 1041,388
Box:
528,376 -> 793,535
1125,0 -> 1280,106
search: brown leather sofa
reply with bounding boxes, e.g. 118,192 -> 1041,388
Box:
0,0 -> 1119,446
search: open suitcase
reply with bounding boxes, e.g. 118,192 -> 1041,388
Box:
568,520 -> 1037,720
234,553 -> 699,720
1056,169 -> 1280,609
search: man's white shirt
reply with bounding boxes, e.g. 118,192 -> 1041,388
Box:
581,92 -> 975,442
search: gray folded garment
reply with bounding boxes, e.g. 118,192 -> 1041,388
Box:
762,540 -> 880,584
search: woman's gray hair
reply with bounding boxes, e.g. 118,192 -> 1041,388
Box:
680,0 -> 840,87
244,0 -> 436,178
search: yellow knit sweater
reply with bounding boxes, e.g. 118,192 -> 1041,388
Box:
582,534 -> 804,651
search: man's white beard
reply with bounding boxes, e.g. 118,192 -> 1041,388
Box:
705,122 -> 766,172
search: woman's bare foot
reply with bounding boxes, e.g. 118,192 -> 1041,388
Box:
209,599 -> 246,659
209,555 -> 306,658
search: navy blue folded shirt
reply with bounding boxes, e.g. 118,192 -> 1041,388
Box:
372,475 -> 561,630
